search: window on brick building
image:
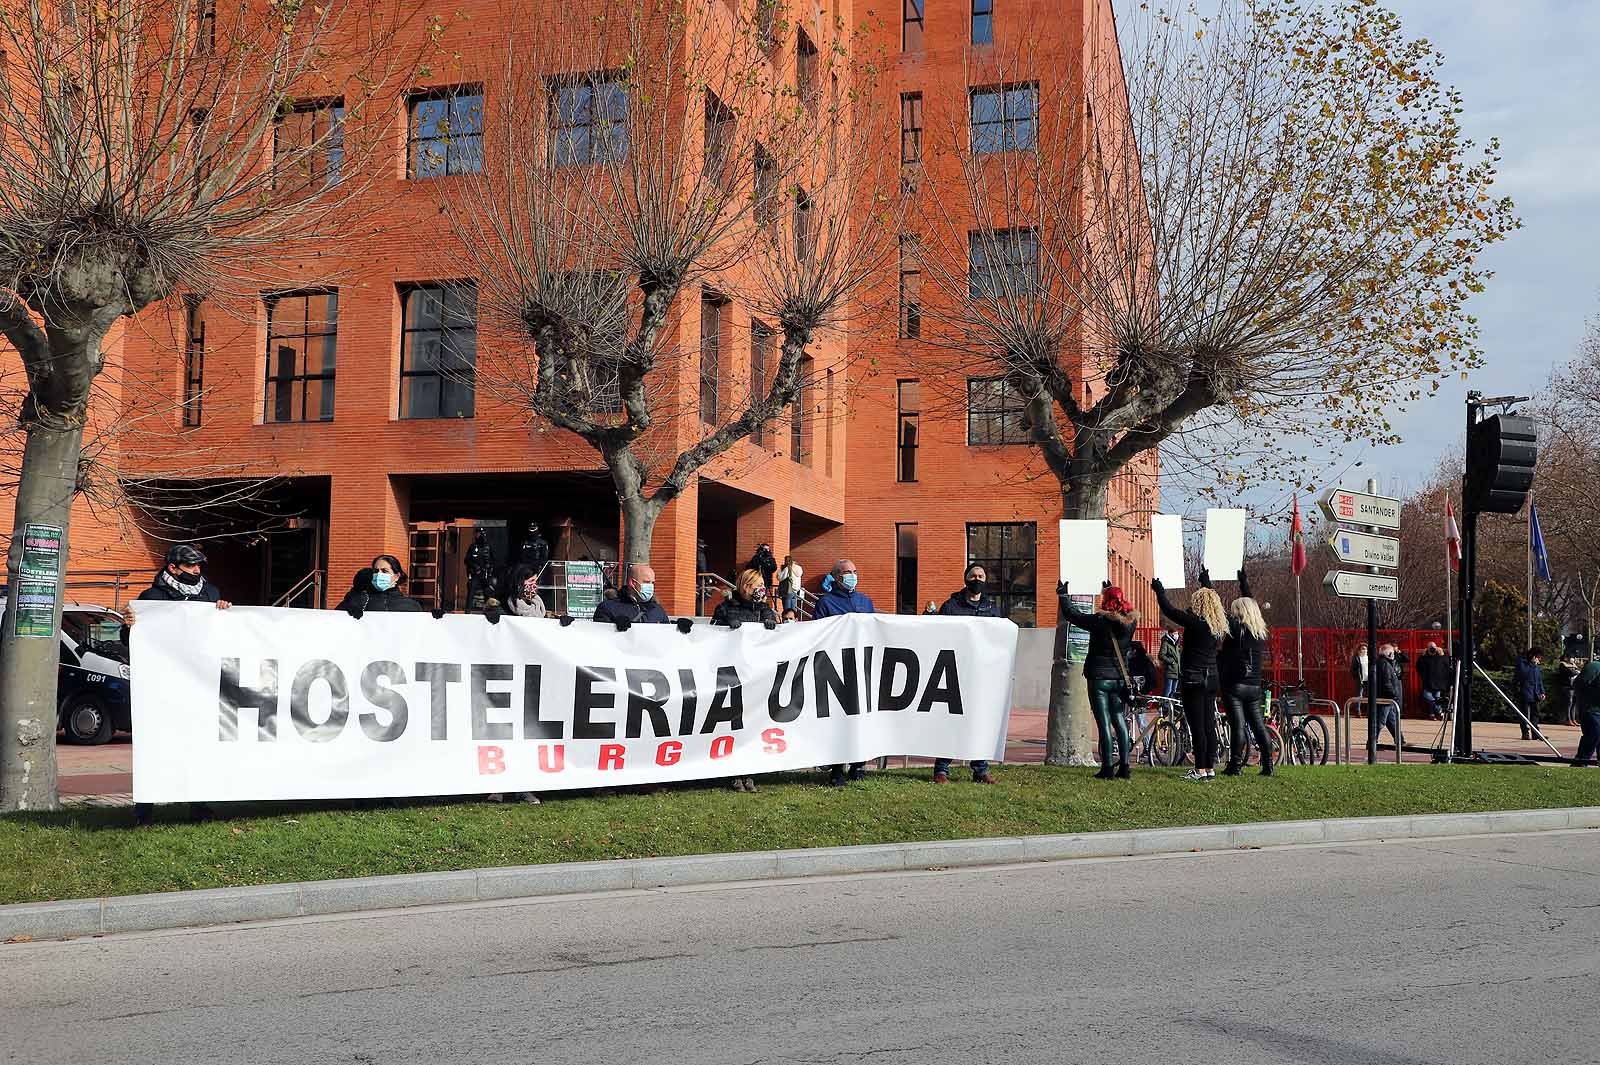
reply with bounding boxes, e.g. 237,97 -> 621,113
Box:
791,354 -> 813,464
400,283 -> 477,420
824,367 -> 835,476
896,523 -> 919,614
756,0 -> 781,50
970,83 -> 1037,154
408,88 -> 483,178
182,296 -> 204,428
753,143 -> 778,228
900,92 -> 923,164
898,237 -> 922,338
968,227 -> 1038,299
195,0 -> 216,53
797,29 -> 819,111
551,74 -> 628,166
704,90 -> 735,188
897,379 -> 919,481
274,99 -> 345,190
966,376 -> 1032,444
750,319 -> 774,445
903,0 -> 924,52
794,186 -> 815,263
264,290 -> 337,423
700,290 -> 724,424
966,522 -> 1036,625
972,0 -> 994,44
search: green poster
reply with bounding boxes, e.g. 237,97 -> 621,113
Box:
565,562 -> 604,619
12,523 -> 63,639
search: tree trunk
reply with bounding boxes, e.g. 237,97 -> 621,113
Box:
618,493 -> 660,571
1043,473 -> 1111,767
0,421 -> 84,812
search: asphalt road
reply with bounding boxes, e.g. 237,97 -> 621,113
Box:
5,830 -> 1599,1065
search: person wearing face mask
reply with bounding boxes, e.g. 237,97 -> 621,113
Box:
593,563 -> 671,626
711,568 -> 778,792
810,559 -> 874,785
127,543 -> 231,827
338,555 -> 424,615
931,563 -> 999,784
494,564 -> 547,619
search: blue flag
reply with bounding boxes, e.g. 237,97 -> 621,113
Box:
1531,502 -> 1552,581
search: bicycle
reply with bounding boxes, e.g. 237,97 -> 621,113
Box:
1266,681 -> 1329,765
1134,691 -> 1188,766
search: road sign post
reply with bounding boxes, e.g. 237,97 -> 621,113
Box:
1326,530 -> 1400,570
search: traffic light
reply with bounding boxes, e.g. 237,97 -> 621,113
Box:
1465,413 -> 1537,514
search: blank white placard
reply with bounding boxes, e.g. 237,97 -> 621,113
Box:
1151,514 -> 1185,587
1058,520 -> 1108,590
1203,509 -> 1247,577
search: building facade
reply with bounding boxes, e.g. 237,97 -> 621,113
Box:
2,0 -> 1155,625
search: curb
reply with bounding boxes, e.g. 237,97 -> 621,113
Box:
5,806 -> 1597,943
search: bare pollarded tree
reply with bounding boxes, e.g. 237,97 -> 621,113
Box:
0,0 -> 435,811
437,0 -> 895,570
906,0 -> 1518,764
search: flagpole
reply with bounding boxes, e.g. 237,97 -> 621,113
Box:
1527,493 -> 1535,649
1295,571 -> 1303,682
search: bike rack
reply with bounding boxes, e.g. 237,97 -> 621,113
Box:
1304,698 -> 1341,764
1343,698 -> 1403,764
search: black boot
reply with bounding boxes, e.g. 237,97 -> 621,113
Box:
1094,765 -> 1114,779
1260,758 -> 1273,777
1115,763 -> 1131,779
1221,764 -> 1243,776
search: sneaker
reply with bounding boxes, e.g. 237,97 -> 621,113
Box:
519,792 -> 542,804
932,772 -> 950,784
744,778 -> 759,793
827,769 -> 847,787
486,793 -> 506,803
1182,769 -> 1207,782
731,778 -> 746,792
972,772 -> 996,785
846,765 -> 868,782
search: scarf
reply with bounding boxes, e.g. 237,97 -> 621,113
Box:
159,570 -> 206,598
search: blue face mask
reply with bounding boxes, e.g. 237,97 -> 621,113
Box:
636,582 -> 655,601
841,572 -> 858,591
372,571 -> 395,592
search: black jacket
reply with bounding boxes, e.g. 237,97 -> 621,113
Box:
1061,597 -> 1138,681
1375,653 -> 1407,700
1153,584 -> 1221,688
138,574 -> 223,604
939,591 -> 999,618
712,593 -> 777,627
1416,651 -> 1452,691
1219,621 -> 1265,688
749,546 -> 778,582
338,586 -> 424,613
1128,644 -> 1160,694
594,590 -> 669,625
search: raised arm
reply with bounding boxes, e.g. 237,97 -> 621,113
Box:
1236,567 -> 1253,600
1151,579 -> 1201,629
1055,582 -> 1097,628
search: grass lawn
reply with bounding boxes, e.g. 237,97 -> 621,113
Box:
3,763 -> 1598,906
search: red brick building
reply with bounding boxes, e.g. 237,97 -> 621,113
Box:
3,0 -> 1155,624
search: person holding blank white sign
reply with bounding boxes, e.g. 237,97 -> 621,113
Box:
1152,570 -> 1228,782
1219,568 -> 1274,777
1057,581 -> 1140,780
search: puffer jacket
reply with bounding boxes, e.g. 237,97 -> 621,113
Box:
1219,621 -> 1265,688
712,593 -> 777,627
593,590 -> 669,625
1061,597 -> 1138,682
336,586 -> 424,613
1153,584 -> 1221,689
939,591 -> 999,618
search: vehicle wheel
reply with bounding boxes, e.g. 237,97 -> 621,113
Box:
1300,715 -> 1330,765
61,694 -> 114,745
1265,725 -> 1284,765
1291,731 -> 1317,766
1148,720 -> 1184,767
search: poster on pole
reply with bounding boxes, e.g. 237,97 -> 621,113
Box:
1150,514 -> 1185,588
564,561 -> 604,618
1202,509 -> 1247,578
1058,520 -> 1108,591
12,522 -> 63,638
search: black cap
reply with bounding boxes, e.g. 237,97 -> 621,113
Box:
165,543 -> 206,567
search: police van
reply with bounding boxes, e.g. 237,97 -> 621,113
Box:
0,603 -> 131,744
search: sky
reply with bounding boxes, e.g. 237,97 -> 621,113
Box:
1163,1 -> 1600,514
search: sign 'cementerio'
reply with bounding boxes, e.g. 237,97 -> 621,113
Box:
131,605 -> 1018,802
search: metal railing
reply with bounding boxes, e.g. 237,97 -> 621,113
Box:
272,569 -> 324,609
0,569 -> 152,610
1343,697 -> 1404,764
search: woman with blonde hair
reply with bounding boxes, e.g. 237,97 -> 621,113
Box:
1152,569 -> 1228,780
1220,568 -> 1274,776
711,567 -> 778,792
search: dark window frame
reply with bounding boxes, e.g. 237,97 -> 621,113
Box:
797,29 -> 820,111
896,379 -> 920,482
399,282 -> 478,420
273,98 -> 345,189
898,236 -> 922,339
794,186 -> 815,263
196,0 -> 216,53
549,72 -> 629,167
966,375 -> 1032,445
968,226 -> 1039,299
704,89 -> 736,188
753,142 -> 778,228
791,354 -> 814,464
406,86 -> 484,179
900,91 -> 923,164
966,521 -> 1037,625
263,289 -> 338,424
970,82 -> 1038,154
903,0 -> 925,51
972,0 -> 994,44
896,522 -> 919,615
182,296 -> 205,428
750,319 -> 774,446
700,290 -> 725,424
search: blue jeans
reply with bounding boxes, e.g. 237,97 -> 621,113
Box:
1575,708 -> 1600,766
1162,677 -> 1179,699
1420,689 -> 1446,717
933,758 -> 990,778
1371,703 -> 1400,747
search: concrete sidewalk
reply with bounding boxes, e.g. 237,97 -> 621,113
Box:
54,714 -> 1583,806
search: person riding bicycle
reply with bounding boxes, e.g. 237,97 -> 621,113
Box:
1059,581 -> 1139,780
1219,568 -> 1274,777
1152,570 -> 1228,782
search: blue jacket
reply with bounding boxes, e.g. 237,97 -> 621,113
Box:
1513,656 -> 1545,701
811,586 -> 875,618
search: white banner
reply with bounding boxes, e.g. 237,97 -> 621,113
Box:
130,605 -> 1018,802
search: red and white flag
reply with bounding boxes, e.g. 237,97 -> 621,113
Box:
1445,497 -> 1461,572
1290,496 -> 1307,576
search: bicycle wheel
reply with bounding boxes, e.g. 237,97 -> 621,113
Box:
1147,720 -> 1184,767
1264,724 -> 1284,766
1217,713 -> 1238,768
1299,715 -> 1330,765
1290,730 -> 1316,766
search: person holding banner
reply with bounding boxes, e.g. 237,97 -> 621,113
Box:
811,559 -> 873,785
593,564 -> 669,626
932,564 -> 1000,784
711,568 -> 779,792
1059,582 -> 1140,779
338,555 -> 424,615
1219,569 -> 1273,777
1152,571 -> 1227,782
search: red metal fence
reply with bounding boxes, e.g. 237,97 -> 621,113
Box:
1134,626 -> 1457,716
